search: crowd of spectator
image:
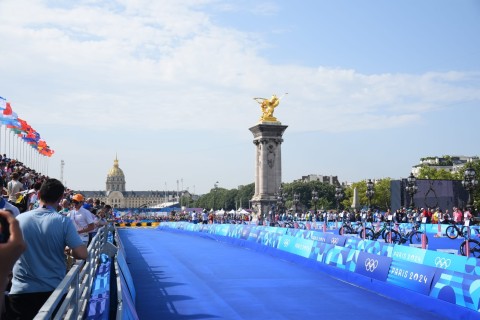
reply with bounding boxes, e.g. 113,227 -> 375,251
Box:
270,206 -> 475,226
0,155 -> 113,319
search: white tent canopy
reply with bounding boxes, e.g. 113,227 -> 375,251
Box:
237,208 -> 249,214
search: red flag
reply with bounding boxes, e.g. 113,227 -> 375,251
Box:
3,102 -> 12,115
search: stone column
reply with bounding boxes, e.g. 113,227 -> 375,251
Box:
249,123 -> 288,221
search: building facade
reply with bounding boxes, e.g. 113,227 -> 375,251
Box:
80,157 -> 188,209
296,174 -> 341,186
411,155 -> 479,176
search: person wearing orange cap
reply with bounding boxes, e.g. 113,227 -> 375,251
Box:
68,194 -> 95,244
7,179 -> 87,319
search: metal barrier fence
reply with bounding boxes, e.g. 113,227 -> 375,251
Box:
33,225 -> 119,320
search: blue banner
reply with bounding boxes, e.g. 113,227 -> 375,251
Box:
423,250 -> 469,273
305,230 -> 329,243
277,236 -> 314,258
225,225 -> 241,238
392,245 -> 427,264
358,239 -> 394,257
355,251 -> 392,282
430,269 -> 480,311
313,242 -> 335,262
286,228 -> 308,238
246,228 -> 261,242
256,229 -> 282,247
215,224 -> 230,236
324,247 -> 358,271
325,234 -> 347,247
344,236 -> 362,250
387,260 -> 436,295
239,225 -> 253,239
464,256 -> 480,276
116,250 -> 136,301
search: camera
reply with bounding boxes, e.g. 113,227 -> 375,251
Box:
0,209 -> 13,243
0,216 -> 9,243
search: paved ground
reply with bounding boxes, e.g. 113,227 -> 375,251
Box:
119,228 -> 455,320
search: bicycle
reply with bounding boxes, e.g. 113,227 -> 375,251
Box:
459,225 -> 480,258
275,221 -> 294,228
445,222 -> 479,239
384,222 -> 427,245
339,220 -> 362,235
358,222 -> 391,241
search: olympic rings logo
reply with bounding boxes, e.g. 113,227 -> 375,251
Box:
283,238 -> 290,247
434,257 -> 451,269
331,238 -> 339,245
365,258 -> 379,272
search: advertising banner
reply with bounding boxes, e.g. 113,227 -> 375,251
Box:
117,250 -> 136,301
387,260 -> 436,295
313,242 -> 335,262
355,251 -> 392,282
324,246 -> 358,271
392,245 -> 426,265
240,225 -> 254,239
277,235 -> 314,258
215,224 -> 230,236
225,224 -> 240,238
287,229 -> 308,238
344,236 -> 362,250
357,239 -> 393,257
305,230 -> 329,243
325,234 -> 347,247
430,269 -> 480,311
423,250 -> 469,273
246,227 -> 261,242
256,229 -> 282,248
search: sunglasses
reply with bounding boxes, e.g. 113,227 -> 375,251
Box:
72,200 -> 79,204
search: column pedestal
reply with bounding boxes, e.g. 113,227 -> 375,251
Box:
249,122 -> 288,222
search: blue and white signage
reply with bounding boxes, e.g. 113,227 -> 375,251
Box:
391,244 -> 426,264
387,260 -> 436,295
355,251 -> 392,282
277,236 -> 314,258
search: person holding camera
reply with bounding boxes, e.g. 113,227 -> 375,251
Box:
0,210 -> 26,315
7,179 -> 87,320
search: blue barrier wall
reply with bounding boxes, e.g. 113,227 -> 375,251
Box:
158,222 -> 480,319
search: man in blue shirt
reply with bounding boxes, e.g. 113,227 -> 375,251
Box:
7,179 -> 87,319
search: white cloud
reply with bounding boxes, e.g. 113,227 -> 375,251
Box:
2,0 -> 478,135
0,0 -> 479,193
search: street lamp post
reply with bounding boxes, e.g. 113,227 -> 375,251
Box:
213,181 -> 219,211
293,193 -> 300,215
311,190 -> 318,219
366,179 -> 375,210
335,186 -> 344,211
405,173 -> 418,210
276,185 -> 286,220
462,166 -> 478,215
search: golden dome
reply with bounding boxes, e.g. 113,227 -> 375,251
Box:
108,157 -> 125,177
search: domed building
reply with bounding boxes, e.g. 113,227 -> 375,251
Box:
81,157 -> 188,209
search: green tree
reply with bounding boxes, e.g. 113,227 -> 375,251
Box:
374,178 -> 392,210
342,178 -> 391,211
453,161 -> 480,211
280,181 -> 335,211
417,165 -> 454,180
193,183 -> 255,211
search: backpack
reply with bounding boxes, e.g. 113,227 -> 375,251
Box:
14,193 -> 29,213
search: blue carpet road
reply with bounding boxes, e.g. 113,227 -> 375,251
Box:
118,228 -> 451,320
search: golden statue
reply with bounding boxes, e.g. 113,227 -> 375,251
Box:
254,94 -> 285,122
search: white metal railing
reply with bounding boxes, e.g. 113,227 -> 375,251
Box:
33,225 -> 116,320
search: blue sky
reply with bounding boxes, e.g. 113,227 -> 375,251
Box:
0,0 -> 479,195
